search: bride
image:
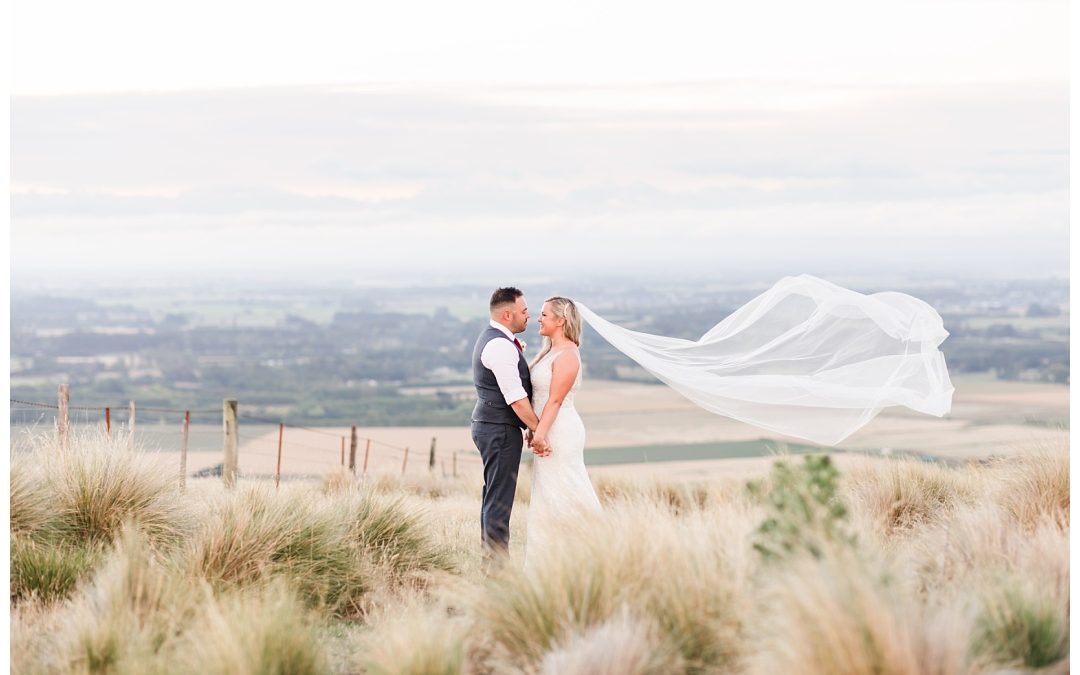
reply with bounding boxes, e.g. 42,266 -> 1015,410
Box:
524,297 -> 602,572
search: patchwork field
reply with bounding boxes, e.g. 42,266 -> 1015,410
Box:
12,374 -> 1068,483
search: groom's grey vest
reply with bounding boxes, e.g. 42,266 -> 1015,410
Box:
471,326 -> 532,429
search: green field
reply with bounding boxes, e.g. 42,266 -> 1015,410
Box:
957,315 -> 1068,333
9,423 -> 282,454
11,423 -> 832,468
579,438 -> 824,466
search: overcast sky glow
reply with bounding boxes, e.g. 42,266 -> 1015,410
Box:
11,0 -> 1069,286
14,0 -> 1068,95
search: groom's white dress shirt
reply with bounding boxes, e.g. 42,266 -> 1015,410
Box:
481,320 -> 528,405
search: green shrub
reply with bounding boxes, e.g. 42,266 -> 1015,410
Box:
748,454 -> 854,561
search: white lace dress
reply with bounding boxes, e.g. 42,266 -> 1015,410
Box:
524,348 -> 603,573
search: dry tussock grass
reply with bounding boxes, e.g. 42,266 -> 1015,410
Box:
10,433 -> 1068,675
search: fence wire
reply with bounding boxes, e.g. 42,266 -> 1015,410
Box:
11,395 -> 482,480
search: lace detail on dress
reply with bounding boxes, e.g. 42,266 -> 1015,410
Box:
529,348 -> 583,410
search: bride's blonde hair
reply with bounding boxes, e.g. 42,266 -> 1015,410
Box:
530,297 -> 582,368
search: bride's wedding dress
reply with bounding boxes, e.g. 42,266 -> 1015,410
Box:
524,349 -> 602,572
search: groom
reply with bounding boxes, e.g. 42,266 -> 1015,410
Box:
471,287 -> 541,572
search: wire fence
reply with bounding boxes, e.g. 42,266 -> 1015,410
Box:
10,387 -> 485,489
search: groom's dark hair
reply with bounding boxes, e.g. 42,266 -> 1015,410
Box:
490,287 -> 523,311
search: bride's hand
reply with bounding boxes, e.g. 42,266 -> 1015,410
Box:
531,433 -> 551,456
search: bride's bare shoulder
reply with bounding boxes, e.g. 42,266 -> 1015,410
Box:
553,346 -> 582,365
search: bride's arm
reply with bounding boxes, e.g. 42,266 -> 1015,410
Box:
532,351 -> 580,454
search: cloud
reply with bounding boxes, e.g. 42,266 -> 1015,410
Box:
10,81 -> 1068,282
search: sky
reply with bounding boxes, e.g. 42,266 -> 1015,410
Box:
10,0 -> 1070,287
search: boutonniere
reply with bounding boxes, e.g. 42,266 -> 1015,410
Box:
519,340 -> 527,351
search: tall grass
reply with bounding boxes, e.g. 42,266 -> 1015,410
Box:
972,573 -> 1069,669
471,498 -> 753,672
538,608 -> 681,675
345,491 -> 458,579
168,580 -> 329,675
357,598 -> 471,675
994,448 -> 1070,529
843,457 -> 979,540
593,474 -> 726,513
26,528 -> 328,675
185,485 -> 369,616
11,534 -> 106,604
362,471 -> 478,501
184,485 -> 456,618
746,548 -> 977,675
10,434 -> 1069,675
51,527 -> 199,674
13,429 -> 190,548
11,431 -> 191,604
10,459 -> 52,536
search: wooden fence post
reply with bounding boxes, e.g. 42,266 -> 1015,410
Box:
362,439 -> 371,475
428,437 -> 436,473
57,384 -> 70,451
349,426 -> 358,475
401,447 -> 409,475
340,437 -> 345,467
453,451 -> 457,478
223,399 -> 238,488
275,423 -> 284,490
105,407 -> 111,435
180,411 -> 190,493
127,400 -> 136,450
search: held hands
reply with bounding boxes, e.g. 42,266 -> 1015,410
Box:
528,430 -> 552,457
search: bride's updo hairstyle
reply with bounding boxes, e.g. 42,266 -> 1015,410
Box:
531,297 -> 582,367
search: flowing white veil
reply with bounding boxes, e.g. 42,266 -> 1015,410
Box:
575,274 -> 954,446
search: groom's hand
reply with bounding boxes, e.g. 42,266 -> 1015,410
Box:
530,433 -> 552,457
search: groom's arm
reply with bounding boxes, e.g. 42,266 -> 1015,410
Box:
510,399 -> 540,432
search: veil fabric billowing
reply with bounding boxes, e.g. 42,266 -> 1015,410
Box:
575,274 -> 954,446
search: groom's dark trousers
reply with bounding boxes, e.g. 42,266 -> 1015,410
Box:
473,421 -> 523,560
471,325 -> 532,570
